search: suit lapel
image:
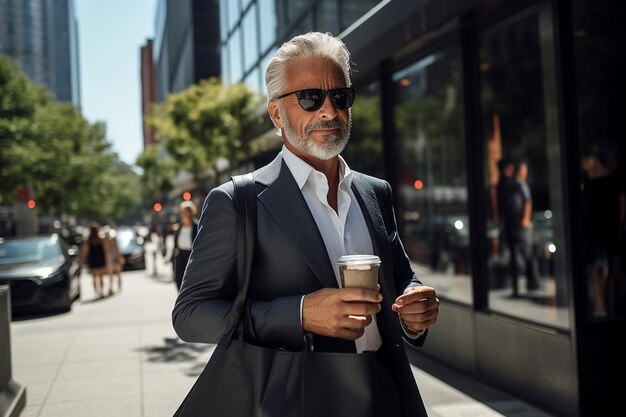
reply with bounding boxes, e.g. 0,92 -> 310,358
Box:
350,173 -> 388,257
351,174 -> 401,340
257,159 -> 338,289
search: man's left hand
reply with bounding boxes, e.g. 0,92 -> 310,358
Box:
392,286 -> 439,334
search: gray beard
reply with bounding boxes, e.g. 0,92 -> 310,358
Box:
280,106 -> 351,160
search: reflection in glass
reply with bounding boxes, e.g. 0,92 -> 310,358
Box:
392,48 -> 471,305
573,1 -> 626,320
479,7 -> 569,329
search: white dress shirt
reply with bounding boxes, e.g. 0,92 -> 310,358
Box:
282,146 -> 382,353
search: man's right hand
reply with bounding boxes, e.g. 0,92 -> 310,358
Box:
302,288 -> 382,340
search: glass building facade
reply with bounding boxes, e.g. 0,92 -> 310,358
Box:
0,0 -> 80,106
217,1 -> 626,415
153,0 -> 220,102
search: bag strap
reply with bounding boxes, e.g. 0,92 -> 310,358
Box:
225,173 -> 257,339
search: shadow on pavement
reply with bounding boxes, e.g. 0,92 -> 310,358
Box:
147,271 -> 177,285
140,337 -> 214,377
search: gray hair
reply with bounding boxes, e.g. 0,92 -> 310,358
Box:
265,32 -> 352,101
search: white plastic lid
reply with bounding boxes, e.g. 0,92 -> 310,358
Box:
337,254 -> 381,266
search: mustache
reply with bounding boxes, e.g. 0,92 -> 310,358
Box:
305,119 -> 348,134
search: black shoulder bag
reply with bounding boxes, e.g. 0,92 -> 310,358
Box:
173,173 -> 379,417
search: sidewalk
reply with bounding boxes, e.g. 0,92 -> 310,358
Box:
9,254 -> 556,417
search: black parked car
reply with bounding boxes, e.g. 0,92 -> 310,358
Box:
116,227 -> 146,271
0,234 -> 81,313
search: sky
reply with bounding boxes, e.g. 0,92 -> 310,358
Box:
74,0 -> 159,166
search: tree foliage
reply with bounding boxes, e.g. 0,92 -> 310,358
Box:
136,143 -> 176,202
0,54 -> 141,221
147,78 -> 264,182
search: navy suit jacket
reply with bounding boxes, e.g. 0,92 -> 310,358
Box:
173,153 -> 427,415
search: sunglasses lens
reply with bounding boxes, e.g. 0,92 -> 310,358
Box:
297,90 -> 324,111
330,88 -> 354,109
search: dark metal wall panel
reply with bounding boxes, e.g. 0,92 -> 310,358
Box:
416,302 -> 478,373
475,315 -> 577,417
419,302 -> 577,417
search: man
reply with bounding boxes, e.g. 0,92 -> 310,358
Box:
173,32 -> 439,417
495,157 -> 538,296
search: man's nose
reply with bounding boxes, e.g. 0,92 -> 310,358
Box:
317,94 -> 338,119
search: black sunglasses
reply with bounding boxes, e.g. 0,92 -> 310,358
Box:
275,87 -> 356,112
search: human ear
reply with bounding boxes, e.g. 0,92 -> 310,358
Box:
267,100 -> 284,130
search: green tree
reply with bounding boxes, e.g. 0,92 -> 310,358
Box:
148,78 -> 264,183
0,55 -> 50,198
0,54 -> 141,221
136,143 -> 176,203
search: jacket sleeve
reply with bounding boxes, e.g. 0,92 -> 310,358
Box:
378,180 -> 428,347
171,183 -> 304,350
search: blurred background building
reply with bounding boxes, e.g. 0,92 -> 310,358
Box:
143,1 -> 625,416
0,0 -> 81,106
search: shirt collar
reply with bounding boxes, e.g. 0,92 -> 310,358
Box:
281,145 -> 353,190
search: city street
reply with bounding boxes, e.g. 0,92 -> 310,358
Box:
8,247 -> 555,417
10,248 -> 213,417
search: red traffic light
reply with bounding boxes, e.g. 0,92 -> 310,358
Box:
27,199 -> 36,209
183,192 -> 192,201
153,202 -> 162,212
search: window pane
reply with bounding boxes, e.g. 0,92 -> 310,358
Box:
219,0 -> 229,41
242,4 -> 258,72
393,47 -> 472,305
229,29 -> 243,83
244,65 -> 262,94
221,45 -> 230,85
480,7 -> 570,329
228,0 -> 240,31
258,0 -> 277,53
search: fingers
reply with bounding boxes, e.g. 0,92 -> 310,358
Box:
392,286 -> 440,332
302,288 -> 382,340
395,286 -> 436,306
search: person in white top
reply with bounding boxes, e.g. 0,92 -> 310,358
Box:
166,200 -> 198,291
173,32 -> 439,417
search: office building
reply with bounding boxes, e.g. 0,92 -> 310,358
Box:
0,0 -> 80,106
153,0 -> 221,102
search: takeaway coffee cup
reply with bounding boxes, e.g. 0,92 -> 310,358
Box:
338,255 -> 381,291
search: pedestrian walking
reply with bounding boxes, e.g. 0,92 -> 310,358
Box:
79,221 -> 111,298
106,226 -> 124,294
166,201 -> 198,291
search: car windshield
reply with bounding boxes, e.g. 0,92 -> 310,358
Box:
0,236 -> 62,265
116,229 -> 136,250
